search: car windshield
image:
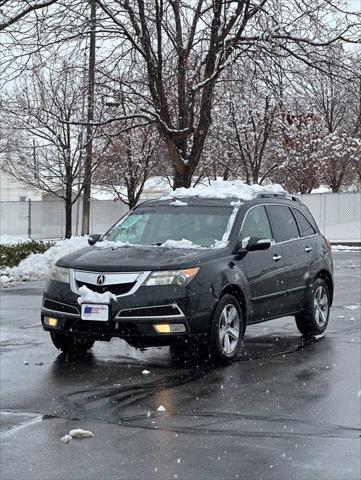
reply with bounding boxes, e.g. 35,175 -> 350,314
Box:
105,205 -> 234,248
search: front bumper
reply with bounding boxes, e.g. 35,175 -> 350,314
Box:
41,279 -> 216,343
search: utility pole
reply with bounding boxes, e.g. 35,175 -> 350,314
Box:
81,0 -> 96,235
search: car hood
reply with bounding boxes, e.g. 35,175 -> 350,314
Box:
57,244 -> 227,272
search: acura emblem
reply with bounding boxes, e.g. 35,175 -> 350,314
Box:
96,275 -> 105,285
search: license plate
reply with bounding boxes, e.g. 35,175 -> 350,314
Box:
81,304 -> 109,321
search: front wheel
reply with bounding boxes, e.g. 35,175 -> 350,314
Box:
50,332 -> 95,357
209,294 -> 245,362
295,278 -> 331,337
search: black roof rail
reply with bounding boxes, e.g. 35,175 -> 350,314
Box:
256,193 -> 300,202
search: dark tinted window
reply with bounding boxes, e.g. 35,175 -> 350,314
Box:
241,206 -> 272,240
267,205 -> 299,243
293,209 -> 316,237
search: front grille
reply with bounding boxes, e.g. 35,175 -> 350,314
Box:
77,281 -> 136,296
43,298 -> 79,315
117,305 -> 182,318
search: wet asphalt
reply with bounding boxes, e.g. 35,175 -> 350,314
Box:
0,251 -> 360,480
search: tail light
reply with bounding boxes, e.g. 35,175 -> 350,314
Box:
323,236 -> 332,250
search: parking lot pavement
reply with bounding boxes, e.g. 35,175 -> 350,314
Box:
0,251 -> 360,480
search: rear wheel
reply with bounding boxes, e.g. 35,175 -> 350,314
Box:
50,332 -> 95,357
209,294 -> 245,362
295,277 -> 331,336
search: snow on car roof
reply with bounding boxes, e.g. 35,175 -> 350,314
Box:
161,180 -> 286,202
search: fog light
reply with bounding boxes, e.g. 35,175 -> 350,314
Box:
154,324 -> 186,334
45,317 -> 58,327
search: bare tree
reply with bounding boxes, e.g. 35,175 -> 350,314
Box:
0,0 -> 59,31
95,0 -> 361,188
1,59 -> 101,238
94,122 -> 160,208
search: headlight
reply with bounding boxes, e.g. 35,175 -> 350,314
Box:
144,267 -> 199,287
49,265 -> 70,283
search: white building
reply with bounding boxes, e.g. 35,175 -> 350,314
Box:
0,171 -> 42,201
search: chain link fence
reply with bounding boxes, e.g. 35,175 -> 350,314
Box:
0,192 -> 360,243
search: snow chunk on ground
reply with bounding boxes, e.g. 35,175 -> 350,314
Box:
0,236 -> 89,283
162,179 -> 285,201
142,370 -> 151,375
69,428 -> 94,438
77,285 -> 117,305
157,405 -> 166,412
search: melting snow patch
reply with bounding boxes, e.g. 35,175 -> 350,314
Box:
77,285 -> 117,305
160,239 -> 201,249
169,200 -> 188,207
157,405 -> 166,412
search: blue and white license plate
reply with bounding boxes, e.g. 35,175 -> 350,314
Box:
81,304 -> 109,321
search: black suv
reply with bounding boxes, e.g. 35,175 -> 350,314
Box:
41,193 -> 334,361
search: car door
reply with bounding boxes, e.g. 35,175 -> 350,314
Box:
237,205 -> 286,322
266,204 -> 310,313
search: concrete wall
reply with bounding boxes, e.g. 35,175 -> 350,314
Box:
0,192 -> 360,243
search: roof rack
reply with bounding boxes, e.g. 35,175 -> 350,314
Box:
256,193 -> 300,202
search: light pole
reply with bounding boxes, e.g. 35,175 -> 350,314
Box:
81,0 -> 96,235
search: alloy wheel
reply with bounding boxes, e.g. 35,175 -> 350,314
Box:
313,285 -> 329,326
218,304 -> 240,354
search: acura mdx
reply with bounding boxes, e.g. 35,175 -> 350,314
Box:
41,192 -> 334,361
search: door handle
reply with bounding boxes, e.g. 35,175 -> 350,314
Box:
272,254 -> 282,262
304,246 -> 312,253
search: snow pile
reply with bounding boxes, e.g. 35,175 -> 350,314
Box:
162,179 -> 285,201
77,285 -> 117,305
332,245 -> 361,252
0,236 -> 89,283
0,235 -> 31,245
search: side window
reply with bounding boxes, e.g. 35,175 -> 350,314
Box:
267,205 -> 299,243
293,209 -> 316,237
241,206 -> 273,240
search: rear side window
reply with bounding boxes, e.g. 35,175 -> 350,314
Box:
267,205 -> 299,243
293,209 -> 316,237
241,206 -> 273,240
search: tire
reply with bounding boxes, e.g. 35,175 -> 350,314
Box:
50,332 -> 95,357
208,294 -> 245,362
295,277 -> 331,337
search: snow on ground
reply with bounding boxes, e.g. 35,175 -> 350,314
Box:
0,235 -> 31,245
162,179 -> 285,201
0,236 -> 89,284
332,245 -> 361,251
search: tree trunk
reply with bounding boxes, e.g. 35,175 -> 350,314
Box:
64,196 -> 72,239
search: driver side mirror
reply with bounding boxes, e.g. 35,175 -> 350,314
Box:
235,236 -> 272,253
88,233 -> 102,246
